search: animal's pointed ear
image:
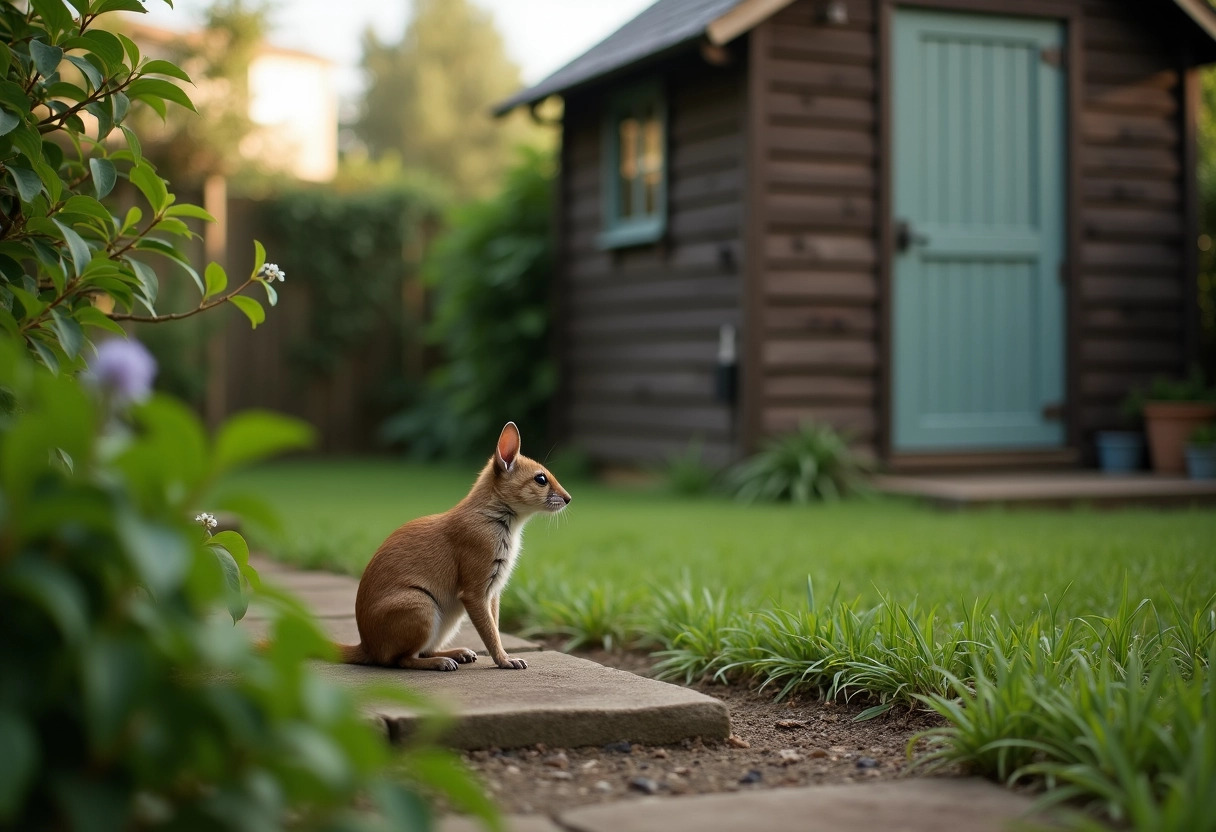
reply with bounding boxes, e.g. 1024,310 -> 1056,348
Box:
496,422 -> 521,472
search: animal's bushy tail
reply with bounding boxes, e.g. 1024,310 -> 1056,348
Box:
335,642 -> 370,664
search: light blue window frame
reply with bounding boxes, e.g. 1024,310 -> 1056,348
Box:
598,81 -> 667,249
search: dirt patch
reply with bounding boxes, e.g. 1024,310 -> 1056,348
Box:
458,645 -> 947,815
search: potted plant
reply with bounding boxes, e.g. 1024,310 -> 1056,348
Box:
1186,423 -> 1216,480
1129,369 -> 1216,475
1095,398 -> 1145,474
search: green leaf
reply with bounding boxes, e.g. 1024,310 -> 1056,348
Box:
89,157 -> 116,199
29,40 -> 64,77
65,54 -> 103,91
120,125 -> 141,160
74,304 -> 125,336
96,0 -> 150,14
82,637 -> 144,751
5,559 -> 87,640
164,203 -> 215,222
0,711 -> 37,818
0,107 -> 19,137
29,0 -> 73,40
7,165 -> 43,202
49,308 -> 84,359
261,279 -> 278,306
52,219 -> 91,276
115,31 -> 140,67
117,513 -> 190,595
128,161 -> 168,213
0,81 -> 31,115
120,205 -> 141,235
127,77 -> 197,114
66,0 -> 89,15
229,295 -> 265,329
211,545 -> 247,622
214,411 -> 314,474
252,239 -> 266,277
139,59 -> 191,83
128,260 -> 158,313
204,261 -> 227,300
63,31 -> 125,73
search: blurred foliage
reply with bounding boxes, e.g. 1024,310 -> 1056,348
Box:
725,422 -> 871,504
0,340 -> 496,830
257,181 -> 442,379
380,147 -> 555,459
1123,365 -> 1216,418
0,0 -> 272,371
664,439 -> 719,497
1198,67 -> 1216,374
354,0 -> 546,200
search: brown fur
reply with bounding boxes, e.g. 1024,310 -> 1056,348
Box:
336,422 -> 571,671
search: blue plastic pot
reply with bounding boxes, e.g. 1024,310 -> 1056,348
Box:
1095,431 -> 1144,474
1185,445 -> 1216,480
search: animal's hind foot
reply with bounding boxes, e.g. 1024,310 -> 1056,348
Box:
398,655 -> 460,671
431,647 -> 477,664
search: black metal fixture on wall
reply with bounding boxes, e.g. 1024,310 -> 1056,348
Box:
716,323 -> 738,404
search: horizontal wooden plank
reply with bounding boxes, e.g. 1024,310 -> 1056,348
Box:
762,375 -> 875,403
1086,83 -> 1178,117
570,338 -> 719,366
1085,50 -> 1176,86
1082,242 -> 1182,271
1082,177 -> 1180,208
1079,370 -> 1163,399
1080,338 -> 1184,367
766,192 -> 874,230
1082,111 -> 1178,148
569,275 -> 740,309
765,89 -> 875,128
1082,146 -> 1180,178
764,270 -> 878,302
766,24 -> 874,65
1081,305 -> 1184,335
569,402 -> 732,435
669,166 -> 744,207
766,124 -> 876,160
671,132 -> 746,175
762,338 -> 878,371
1080,275 -> 1184,303
1082,207 -> 1182,241
770,0 -> 874,27
764,233 -> 877,268
573,306 -> 741,338
761,405 -> 876,437
668,201 -> 743,239
763,304 -> 876,336
570,370 -> 716,400
764,158 -> 875,192
767,58 -> 874,98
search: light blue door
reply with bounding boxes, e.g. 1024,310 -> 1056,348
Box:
892,9 -> 1066,451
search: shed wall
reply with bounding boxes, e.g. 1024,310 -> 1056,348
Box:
559,57 -> 747,465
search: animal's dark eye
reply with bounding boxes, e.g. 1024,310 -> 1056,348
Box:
534,473 -> 548,486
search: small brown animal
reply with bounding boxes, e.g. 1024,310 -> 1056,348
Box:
337,422 -> 570,670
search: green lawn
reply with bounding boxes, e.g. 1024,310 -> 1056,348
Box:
224,458 -> 1216,621
226,459 -> 1215,829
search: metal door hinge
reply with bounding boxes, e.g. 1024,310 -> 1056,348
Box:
1041,47 -> 1065,69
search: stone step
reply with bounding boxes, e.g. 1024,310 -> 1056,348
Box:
556,778 -> 1044,832
311,650 -> 730,750
240,615 -> 540,656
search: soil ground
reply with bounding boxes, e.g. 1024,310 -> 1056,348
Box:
458,644 -> 948,815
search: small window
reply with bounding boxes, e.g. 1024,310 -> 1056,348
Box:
599,82 -> 666,249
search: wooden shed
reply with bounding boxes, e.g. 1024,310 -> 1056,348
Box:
496,0 -> 1216,469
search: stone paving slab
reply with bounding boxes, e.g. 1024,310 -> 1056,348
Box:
559,778 -> 1047,832
873,472 -> 1216,508
311,650 -> 730,750
439,816 -> 560,832
239,615 -> 540,655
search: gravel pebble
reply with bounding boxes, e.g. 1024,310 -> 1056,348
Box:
629,776 -> 661,795
738,769 -> 763,785
727,734 -> 750,749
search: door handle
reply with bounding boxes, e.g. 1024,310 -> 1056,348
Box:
895,220 -> 929,253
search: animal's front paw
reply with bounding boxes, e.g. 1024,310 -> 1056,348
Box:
436,658 -> 459,671
454,648 -> 477,663
496,655 -> 528,670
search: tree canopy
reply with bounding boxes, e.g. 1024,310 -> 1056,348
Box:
354,0 -> 543,199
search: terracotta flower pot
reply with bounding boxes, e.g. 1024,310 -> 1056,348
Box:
1143,401 -> 1216,474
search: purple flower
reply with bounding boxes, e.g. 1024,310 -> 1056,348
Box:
86,338 -> 157,405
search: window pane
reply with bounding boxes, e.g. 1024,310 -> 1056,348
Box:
618,117 -> 638,219
642,113 -> 662,215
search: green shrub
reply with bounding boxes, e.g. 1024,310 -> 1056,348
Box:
0,340 -> 492,830
1123,367 -> 1216,417
725,422 -> 871,503
1190,423 -> 1216,447
380,147 -> 555,459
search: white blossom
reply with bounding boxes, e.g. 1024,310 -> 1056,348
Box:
258,262 -> 286,283
195,512 -> 219,532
